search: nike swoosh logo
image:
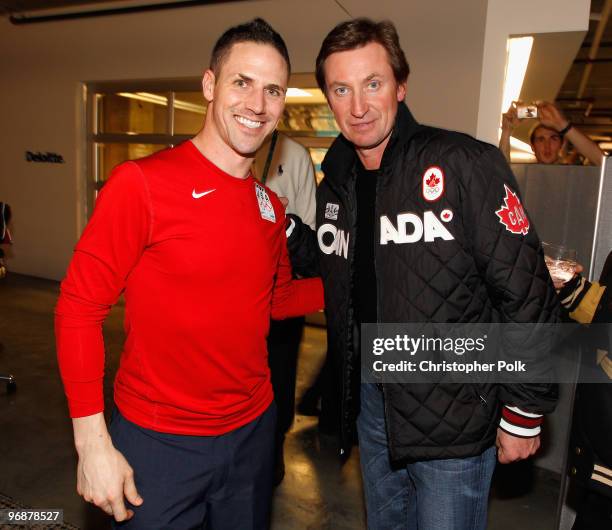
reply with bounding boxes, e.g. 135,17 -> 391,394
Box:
192,189 -> 216,199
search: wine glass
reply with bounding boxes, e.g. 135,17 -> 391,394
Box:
542,242 -> 577,284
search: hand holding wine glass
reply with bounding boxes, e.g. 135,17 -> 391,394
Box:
542,242 -> 578,290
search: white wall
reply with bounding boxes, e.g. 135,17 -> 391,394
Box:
0,0 -> 345,280
0,0 -> 590,280
0,0 -> 492,280
476,0 -> 591,144
343,0 -> 489,135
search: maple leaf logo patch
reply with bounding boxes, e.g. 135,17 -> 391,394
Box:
495,184 -> 530,235
422,166 -> 444,202
426,174 -> 440,188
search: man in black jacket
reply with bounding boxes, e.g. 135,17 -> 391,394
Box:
306,18 -> 559,530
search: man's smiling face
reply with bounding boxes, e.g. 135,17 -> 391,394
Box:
203,41 -> 288,157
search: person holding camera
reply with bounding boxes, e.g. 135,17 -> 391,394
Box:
253,132 -> 317,485
499,101 -> 604,166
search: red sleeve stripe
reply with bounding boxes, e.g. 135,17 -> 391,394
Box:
504,405 -> 543,418
502,407 -> 544,429
499,418 -> 541,438
499,405 -> 543,438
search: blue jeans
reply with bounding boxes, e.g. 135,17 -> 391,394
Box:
357,383 -> 496,530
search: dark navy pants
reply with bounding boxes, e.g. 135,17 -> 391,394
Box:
267,317 -> 304,441
110,403 -> 276,530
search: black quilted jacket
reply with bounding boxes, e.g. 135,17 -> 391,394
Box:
315,104 -> 559,463
568,251 -> 612,499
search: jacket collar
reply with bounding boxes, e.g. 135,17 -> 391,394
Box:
321,103 -> 421,188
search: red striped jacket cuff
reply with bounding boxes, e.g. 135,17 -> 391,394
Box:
499,405 -> 543,438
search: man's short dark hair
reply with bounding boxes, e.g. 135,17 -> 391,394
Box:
530,123 -> 561,145
209,18 -> 291,77
315,18 -> 409,92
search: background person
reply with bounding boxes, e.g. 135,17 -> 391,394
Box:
557,252 -> 612,530
253,132 -> 317,484
0,202 -> 11,279
499,101 -> 604,166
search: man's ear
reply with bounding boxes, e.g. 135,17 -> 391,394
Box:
202,69 -> 216,103
396,80 -> 407,102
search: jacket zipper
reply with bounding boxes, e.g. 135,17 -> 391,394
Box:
473,384 -> 488,408
340,173 -> 358,456
373,167 -> 393,452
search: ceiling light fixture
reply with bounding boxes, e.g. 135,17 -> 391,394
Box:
501,36 -> 534,119
118,92 -> 206,114
509,137 -> 536,162
500,36 -> 534,161
511,152 -> 537,162
510,136 -> 533,153
286,88 -> 313,98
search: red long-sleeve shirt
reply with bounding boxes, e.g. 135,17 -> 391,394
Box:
55,141 -> 323,435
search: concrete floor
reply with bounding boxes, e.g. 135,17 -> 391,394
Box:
0,273 -> 562,529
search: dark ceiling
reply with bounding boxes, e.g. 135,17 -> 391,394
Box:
557,0 -> 612,140
0,0 -> 124,13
